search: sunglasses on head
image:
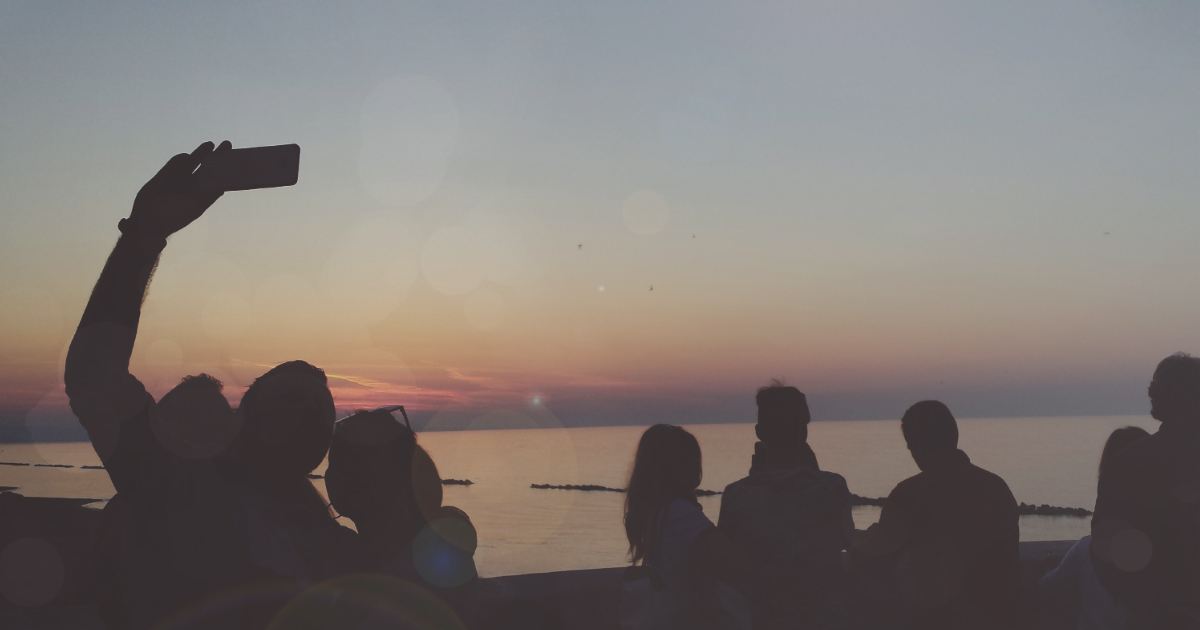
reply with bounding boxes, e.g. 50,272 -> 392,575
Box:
335,405 -> 412,432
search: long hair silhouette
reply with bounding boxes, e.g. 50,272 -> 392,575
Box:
1097,425 -> 1150,478
623,424 -> 703,565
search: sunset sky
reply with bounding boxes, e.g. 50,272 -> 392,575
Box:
1,1 -> 1197,439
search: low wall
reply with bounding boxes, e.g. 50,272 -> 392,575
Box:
474,540 -> 1078,629
0,494 -> 1082,629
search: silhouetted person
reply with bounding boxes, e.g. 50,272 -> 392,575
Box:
1039,426 -> 1149,629
232,360 -> 369,584
325,407 -> 480,628
89,373 -> 236,630
718,383 -> 854,629
623,424 -> 784,629
64,143 -> 367,629
749,380 -> 819,473
1092,353 -> 1200,630
852,401 -> 1022,629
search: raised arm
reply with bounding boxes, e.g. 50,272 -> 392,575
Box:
64,141 -> 229,463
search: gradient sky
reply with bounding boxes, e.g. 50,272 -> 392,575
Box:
1,0 -> 1197,439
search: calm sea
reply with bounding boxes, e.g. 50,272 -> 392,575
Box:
0,416 -> 1158,577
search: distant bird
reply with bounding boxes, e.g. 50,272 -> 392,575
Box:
692,234 -> 696,238
1104,232 -> 1110,236
649,285 -> 654,291
578,244 -> 583,249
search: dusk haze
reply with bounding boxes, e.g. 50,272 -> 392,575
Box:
1,0 -> 1196,440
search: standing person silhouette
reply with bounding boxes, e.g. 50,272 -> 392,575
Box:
1091,353 -> 1200,630
65,143 -> 366,629
852,401 -> 1022,629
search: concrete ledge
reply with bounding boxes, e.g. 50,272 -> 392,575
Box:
0,493 -> 1083,629
473,540 -> 1079,629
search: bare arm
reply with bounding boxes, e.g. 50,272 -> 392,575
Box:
852,485 -> 912,559
64,142 -> 228,463
1037,539 -> 1084,608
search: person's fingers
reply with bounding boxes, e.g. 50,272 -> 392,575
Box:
189,140 -> 216,156
136,152 -> 195,201
153,152 -> 194,181
184,141 -> 216,174
215,140 -> 232,152
152,143 -> 212,186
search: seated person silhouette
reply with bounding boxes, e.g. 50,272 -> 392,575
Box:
65,142 -> 368,629
325,407 -> 479,626
1091,352 -> 1200,630
1038,425 -> 1149,629
852,401 -> 1022,630
623,423 -> 787,630
717,383 -> 854,629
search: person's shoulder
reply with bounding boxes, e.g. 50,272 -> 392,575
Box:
1117,427 -> 1163,464
724,475 -> 751,493
665,498 -> 712,525
968,461 -> 1008,483
791,468 -> 851,507
812,469 -> 850,493
890,470 -> 926,496
666,497 -> 703,515
963,460 -> 1016,495
659,500 -> 714,547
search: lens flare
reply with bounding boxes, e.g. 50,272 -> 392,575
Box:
413,519 -> 478,589
266,574 -> 466,630
0,537 -> 65,607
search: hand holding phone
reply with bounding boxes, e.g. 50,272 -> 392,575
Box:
193,144 -> 300,192
125,141 -> 230,248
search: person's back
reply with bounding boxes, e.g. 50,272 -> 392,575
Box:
720,467 -> 850,627
1092,354 -> 1200,629
892,449 -> 1021,624
717,383 -> 852,629
854,401 -> 1022,629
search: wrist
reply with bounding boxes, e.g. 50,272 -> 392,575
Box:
118,217 -> 167,257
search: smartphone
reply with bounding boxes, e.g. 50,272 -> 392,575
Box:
193,144 -> 300,191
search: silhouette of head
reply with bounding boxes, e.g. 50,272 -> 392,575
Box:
901,401 -> 958,470
325,408 -> 442,534
155,374 -> 239,459
756,380 -> 810,446
1148,352 -> 1200,424
236,360 -> 335,482
1098,426 -> 1150,478
624,424 -> 702,564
